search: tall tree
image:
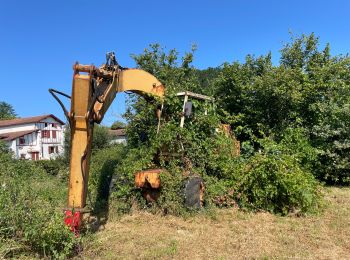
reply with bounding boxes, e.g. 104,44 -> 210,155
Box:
214,33 -> 350,184
0,101 -> 16,120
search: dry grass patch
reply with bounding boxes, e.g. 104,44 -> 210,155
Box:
78,187 -> 350,259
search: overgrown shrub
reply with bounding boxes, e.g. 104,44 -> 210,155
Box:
109,145 -> 157,215
233,152 -> 322,215
202,132 -> 322,215
89,144 -> 126,213
214,33 -> 350,184
63,124 -> 113,162
0,152 -> 78,258
112,123 -> 323,215
35,157 -> 68,178
110,42 -> 324,217
0,140 -> 10,154
310,99 -> 350,184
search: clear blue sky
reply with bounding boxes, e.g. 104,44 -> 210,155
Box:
0,0 -> 349,126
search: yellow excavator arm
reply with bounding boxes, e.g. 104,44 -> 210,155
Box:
50,52 -> 164,232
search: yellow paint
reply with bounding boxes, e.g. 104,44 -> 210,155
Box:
68,75 -> 93,209
66,66 -> 165,211
118,69 -> 164,97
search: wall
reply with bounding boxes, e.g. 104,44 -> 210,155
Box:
110,136 -> 127,145
15,131 -> 41,159
38,118 -> 64,159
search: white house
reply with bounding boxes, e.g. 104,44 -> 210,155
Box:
0,114 -> 65,160
109,128 -> 127,145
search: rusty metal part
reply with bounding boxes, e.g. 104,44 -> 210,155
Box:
135,169 -> 164,203
73,63 -> 114,79
135,168 -> 162,189
142,189 -> 161,203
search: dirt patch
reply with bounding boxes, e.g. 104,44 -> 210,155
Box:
78,187 -> 350,259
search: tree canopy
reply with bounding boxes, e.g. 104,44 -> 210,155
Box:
0,101 -> 16,120
110,33 -> 349,216
111,121 -> 126,130
214,33 -> 350,184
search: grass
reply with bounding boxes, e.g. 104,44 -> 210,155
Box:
78,187 -> 350,259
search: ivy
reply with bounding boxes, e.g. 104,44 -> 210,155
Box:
109,41 -> 323,215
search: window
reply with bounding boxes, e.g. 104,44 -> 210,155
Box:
52,130 -> 57,139
44,123 -> 48,127
31,152 -> 39,161
42,130 -> 50,138
49,146 -> 55,154
52,123 -> 57,128
19,137 -> 25,145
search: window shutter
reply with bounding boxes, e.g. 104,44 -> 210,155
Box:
19,137 -> 25,144
42,130 -> 50,138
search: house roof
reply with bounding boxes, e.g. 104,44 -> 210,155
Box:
109,129 -> 126,137
0,114 -> 65,127
0,129 -> 38,141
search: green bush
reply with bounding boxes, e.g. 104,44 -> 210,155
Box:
89,144 -> 126,213
233,153 -> 322,215
109,145 -> 157,215
0,153 -> 78,258
92,125 -> 113,150
0,140 -> 10,154
214,33 -> 350,184
63,124 -> 113,162
277,127 -> 318,171
155,170 -> 186,215
310,99 -> 350,184
110,43 -> 324,217
35,158 -> 68,177
112,127 -> 323,216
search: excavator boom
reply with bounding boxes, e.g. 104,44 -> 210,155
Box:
51,53 -> 164,232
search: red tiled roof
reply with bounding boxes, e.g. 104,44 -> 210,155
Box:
109,129 -> 126,137
0,129 -> 38,141
0,114 -> 64,127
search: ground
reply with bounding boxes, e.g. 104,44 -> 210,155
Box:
79,187 -> 350,259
